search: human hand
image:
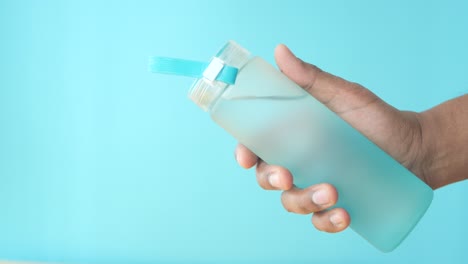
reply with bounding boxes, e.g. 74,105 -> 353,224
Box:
235,44 -> 468,233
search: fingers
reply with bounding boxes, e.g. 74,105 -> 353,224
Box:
255,160 -> 293,190
312,208 -> 350,233
280,182 -> 350,233
281,183 -> 338,214
235,144 -> 258,169
280,183 -> 350,232
234,144 -> 350,233
235,144 -> 293,190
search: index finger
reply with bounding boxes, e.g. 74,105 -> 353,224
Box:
235,144 -> 258,169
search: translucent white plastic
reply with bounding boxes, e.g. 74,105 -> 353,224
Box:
190,42 -> 433,252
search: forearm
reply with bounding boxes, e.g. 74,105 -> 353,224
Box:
419,94 -> 468,189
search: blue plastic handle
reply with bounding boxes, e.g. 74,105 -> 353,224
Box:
149,56 -> 239,85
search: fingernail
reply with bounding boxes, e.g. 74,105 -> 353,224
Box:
268,172 -> 280,188
312,190 -> 330,206
329,214 -> 343,227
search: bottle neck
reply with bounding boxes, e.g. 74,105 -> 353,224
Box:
188,41 -> 251,111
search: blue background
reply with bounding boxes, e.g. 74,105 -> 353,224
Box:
1,0 -> 467,263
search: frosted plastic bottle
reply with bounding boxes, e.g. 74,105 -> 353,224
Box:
156,41 -> 433,252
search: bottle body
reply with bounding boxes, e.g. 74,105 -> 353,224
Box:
190,42 -> 433,252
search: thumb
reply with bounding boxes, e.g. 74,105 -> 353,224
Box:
274,44 -> 419,168
274,44 -> 382,115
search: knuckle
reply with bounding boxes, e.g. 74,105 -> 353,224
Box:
311,215 -> 325,231
280,191 -> 294,212
282,188 -> 324,214
256,174 -> 270,190
255,160 -> 268,175
296,205 -> 310,214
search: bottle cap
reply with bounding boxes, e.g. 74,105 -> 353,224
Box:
150,41 -> 251,110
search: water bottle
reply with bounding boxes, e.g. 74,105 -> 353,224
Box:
150,40 -> 433,252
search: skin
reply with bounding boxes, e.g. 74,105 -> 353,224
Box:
235,44 -> 468,233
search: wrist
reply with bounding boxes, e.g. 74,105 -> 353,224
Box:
416,95 -> 468,189
413,110 -> 438,189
